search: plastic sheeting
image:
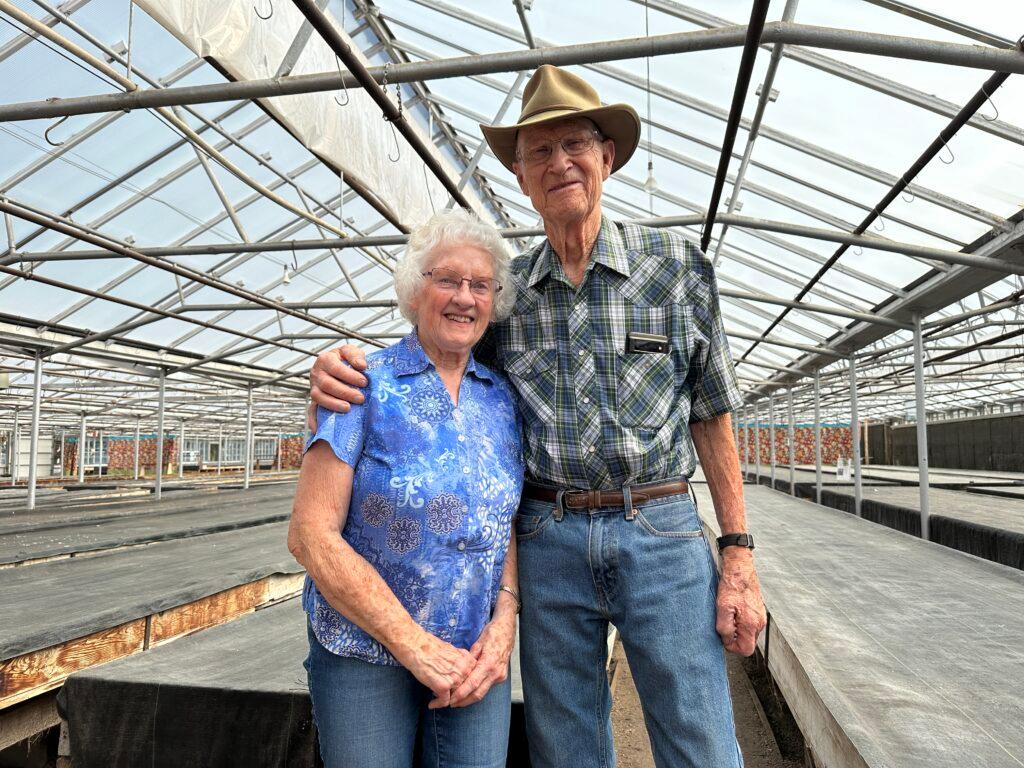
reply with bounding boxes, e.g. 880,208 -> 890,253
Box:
59,598 -> 531,767
0,486 -> 294,564
136,0 -> 483,228
0,522 -> 299,659
59,599 -> 317,768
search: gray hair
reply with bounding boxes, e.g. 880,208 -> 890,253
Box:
394,209 -> 516,324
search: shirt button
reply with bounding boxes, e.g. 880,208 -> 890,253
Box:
457,434 -> 465,442
457,541 -> 466,551
577,349 -> 585,356
582,397 -> 590,404
463,466 -> 470,474
448,617 -> 458,627
588,446 -> 596,453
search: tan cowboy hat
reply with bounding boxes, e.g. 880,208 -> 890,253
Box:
480,65 -> 641,174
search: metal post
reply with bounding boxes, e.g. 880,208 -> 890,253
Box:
78,413 -> 86,484
154,370 -> 165,500
9,407 -> 18,486
26,354 -> 42,510
745,403 -> 753,481
753,400 -> 761,485
97,428 -> 104,477
863,418 -> 870,465
244,386 -> 253,490
814,369 -> 822,505
913,313 -> 931,540
178,419 -> 185,478
133,417 -> 140,480
217,425 -> 223,476
276,432 -> 282,472
768,394 -> 776,489
787,388 -> 796,495
59,429 -> 65,479
849,354 -> 862,517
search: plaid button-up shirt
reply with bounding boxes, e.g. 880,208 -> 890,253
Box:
487,216 -> 742,490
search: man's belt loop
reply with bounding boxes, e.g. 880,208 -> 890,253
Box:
622,485 -> 635,521
553,489 -> 566,522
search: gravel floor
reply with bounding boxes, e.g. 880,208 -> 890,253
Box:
610,640 -> 802,768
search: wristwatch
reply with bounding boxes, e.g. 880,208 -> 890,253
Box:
716,533 -> 755,553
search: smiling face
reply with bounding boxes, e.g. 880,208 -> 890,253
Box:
513,117 -> 615,230
411,242 -> 496,362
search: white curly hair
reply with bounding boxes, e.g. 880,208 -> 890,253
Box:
393,209 -> 516,325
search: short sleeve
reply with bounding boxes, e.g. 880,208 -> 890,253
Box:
688,261 -> 744,423
305,404 -> 367,467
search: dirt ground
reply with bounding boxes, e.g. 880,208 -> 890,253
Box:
610,641 -> 803,768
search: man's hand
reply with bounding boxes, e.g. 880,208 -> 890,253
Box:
447,603 -> 517,708
715,548 -> 766,656
308,344 -> 369,428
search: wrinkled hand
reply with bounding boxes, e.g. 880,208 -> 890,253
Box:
715,550 -> 766,656
447,612 -> 516,708
308,344 -> 368,428
399,631 -> 475,709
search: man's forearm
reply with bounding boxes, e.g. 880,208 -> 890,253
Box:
691,411 -> 747,535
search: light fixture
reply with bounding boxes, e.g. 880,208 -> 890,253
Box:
282,265 -> 292,285
643,160 -> 658,193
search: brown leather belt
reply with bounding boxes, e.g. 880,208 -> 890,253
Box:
523,478 -> 688,511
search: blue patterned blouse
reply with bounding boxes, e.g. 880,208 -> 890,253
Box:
302,330 -> 524,665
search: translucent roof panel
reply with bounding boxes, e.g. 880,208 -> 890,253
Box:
1,0 -> 1022,432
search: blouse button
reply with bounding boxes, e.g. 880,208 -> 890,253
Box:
448,617 -> 458,627
458,434 -> 465,442
463,466 -> 470,474
457,541 -> 466,551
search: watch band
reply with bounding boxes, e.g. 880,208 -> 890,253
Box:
716,533 -> 755,553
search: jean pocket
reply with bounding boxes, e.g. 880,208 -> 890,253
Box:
633,500 -> 703,538
515,510 -> 554,541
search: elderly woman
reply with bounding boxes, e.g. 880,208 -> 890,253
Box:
287,208 -> 523,768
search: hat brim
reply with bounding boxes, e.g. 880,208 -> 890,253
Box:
480,103 -> 641,175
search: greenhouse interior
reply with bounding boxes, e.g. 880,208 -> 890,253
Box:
1,0 -> 1023,766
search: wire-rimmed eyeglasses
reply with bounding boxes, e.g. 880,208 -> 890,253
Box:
422,267 -> 502,297
516,129 -> 604,166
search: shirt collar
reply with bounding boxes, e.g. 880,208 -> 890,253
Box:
525,216 -> 631,289
394,328 -> 493,383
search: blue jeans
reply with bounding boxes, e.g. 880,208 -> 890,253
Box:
516,492 -> 743,768
305,624 -> 511,768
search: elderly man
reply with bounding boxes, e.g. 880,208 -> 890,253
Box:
309,65 -> 765,768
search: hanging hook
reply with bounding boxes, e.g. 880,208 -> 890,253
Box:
333,57 -> 349,106
901,189 -> 915,204
938,140 -> 955,165
254,0 -> 273,20
874,216 -> 885,232
387,122 -> 401,163
979,84 -> 999,122
44,115 -> 69,147
290,243 -> 299,272
853,244 -> 863,256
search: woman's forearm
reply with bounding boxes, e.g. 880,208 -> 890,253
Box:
296,533 -> 425,659
493,529 -> 520,620
288,443 -> 424,660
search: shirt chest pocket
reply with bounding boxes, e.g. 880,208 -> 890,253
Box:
612,305 -> 693,431
503,348 -> 558,429
615,352 -> 674,430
